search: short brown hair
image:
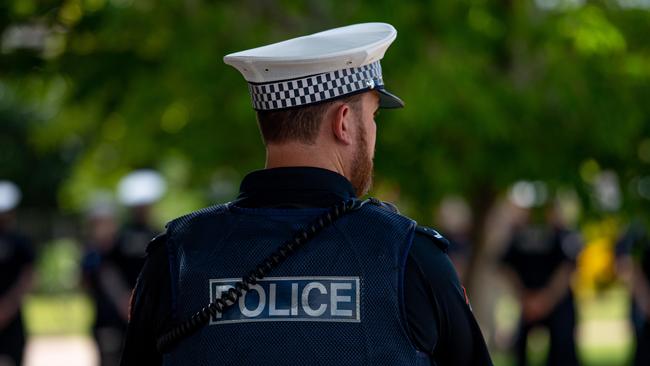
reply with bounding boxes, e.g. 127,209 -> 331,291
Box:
256,93 -> 363,145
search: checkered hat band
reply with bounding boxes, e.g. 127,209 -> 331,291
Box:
248,61 -> 384,110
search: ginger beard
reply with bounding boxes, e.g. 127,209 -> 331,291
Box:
350,119 -> 374,197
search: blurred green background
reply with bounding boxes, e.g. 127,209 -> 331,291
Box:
3,0 -> 650,365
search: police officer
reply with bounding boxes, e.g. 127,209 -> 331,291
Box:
81,194 -> 123,366
0,181 -> 35,366
110,170 -> 166,290
121,23 -> 492,366
92,171 -> 165,363
616,220 -> 650,366
501,197 -> 581,366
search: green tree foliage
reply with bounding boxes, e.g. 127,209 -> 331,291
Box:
1,0 -> 649,223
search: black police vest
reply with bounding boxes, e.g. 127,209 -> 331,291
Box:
163,203 -> 430,365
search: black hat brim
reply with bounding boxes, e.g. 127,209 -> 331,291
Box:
377,87 -> 404,109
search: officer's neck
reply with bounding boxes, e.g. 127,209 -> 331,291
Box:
265,142 -> 350,182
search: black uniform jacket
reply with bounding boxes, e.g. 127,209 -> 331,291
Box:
121,167 -> 493,366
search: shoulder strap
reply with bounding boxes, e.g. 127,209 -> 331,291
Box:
415,226 -> 450,253
365,198 -> 448,252
145,232 -> 168,254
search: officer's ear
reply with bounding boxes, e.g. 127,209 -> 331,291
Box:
329,102 -> 354,145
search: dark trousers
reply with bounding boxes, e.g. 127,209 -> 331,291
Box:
635,322 -> 650,366
632,304 -> 650,366
514,294 -> 579,366
0,316 -> 26,366
93,325 -> 126,366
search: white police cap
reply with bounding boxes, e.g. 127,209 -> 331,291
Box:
117,170 -> 167,207
224,22 -> 404,111
86,190 -> 117,219
0,180 -> 21,213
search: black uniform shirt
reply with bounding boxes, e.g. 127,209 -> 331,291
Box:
617,222 -> 650,280
0,230 -> 34,296
502,226 -> 580,290
0,228 -> 34,341
121,167 -> 492,366
82,246 -> 126,328
108,223 -> 158,288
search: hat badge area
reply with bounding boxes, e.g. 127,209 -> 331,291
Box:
224,22 -> 404,111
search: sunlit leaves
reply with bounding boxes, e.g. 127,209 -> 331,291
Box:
1,0 -> 650,221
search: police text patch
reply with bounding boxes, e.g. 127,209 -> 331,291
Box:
209,276 -> 361,324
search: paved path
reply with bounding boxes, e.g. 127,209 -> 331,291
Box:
24,335 -> 97,366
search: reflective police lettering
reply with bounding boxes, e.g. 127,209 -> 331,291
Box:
209,276 -> 360,324
301,282 -> 327,317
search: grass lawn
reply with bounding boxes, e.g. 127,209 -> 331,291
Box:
23,293 -> 94,336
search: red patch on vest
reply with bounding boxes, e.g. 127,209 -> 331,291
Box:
462,286 -> 470,306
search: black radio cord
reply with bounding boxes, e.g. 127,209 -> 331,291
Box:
155,198 -> 370,353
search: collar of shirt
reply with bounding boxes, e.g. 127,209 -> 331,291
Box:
236,167 -> 357,208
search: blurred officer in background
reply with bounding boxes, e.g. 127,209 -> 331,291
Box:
109,170 -> 166,291
436,196 -> 474,282
91,170 -> 165,363
81,193 -> 121,366
121,23 -> 492,366
501,196 -> 582,366
0,181 -> 35,366
616,220 -> 650,366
